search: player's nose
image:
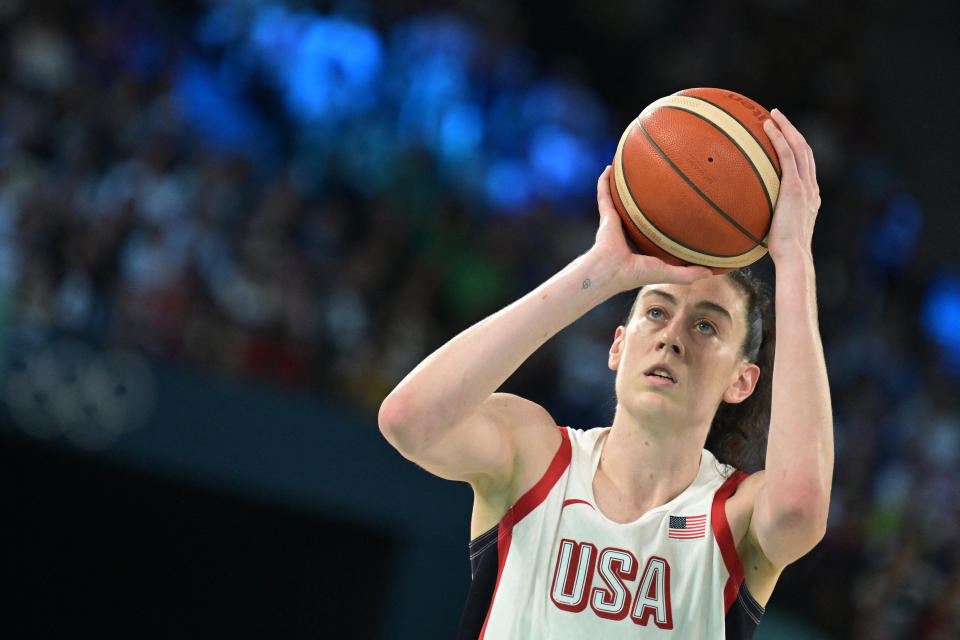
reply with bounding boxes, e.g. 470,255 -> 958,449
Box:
656,327 -> 683,356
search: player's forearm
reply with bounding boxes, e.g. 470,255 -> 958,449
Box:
764,252 -> 834,521
379,248 -> 621,447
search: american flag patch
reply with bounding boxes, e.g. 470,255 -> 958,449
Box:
668,514 -> 707,539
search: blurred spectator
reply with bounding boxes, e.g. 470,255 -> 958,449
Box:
0,2 -> 956,638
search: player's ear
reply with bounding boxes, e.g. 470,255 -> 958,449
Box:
608,326 -> 626,371
723,361 -> 760,404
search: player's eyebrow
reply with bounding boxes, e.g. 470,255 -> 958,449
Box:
693,300 -> 733,323
643,288 -> 679,307
643,288 -> 733,323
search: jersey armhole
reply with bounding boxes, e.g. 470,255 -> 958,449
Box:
500,425 -> 572,529
711,469 -> 751,614
473,426 -> 572,640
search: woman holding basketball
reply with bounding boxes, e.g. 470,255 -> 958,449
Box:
379,108 -> 831,639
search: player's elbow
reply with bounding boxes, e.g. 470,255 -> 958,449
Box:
771,474 -> 830,526
783,487 -> 829,538
764,496 -> 830,565
793,507 -> 829,559
378,392 -> 429,454
789,503 -> 828,550
378,390 -> 403,430
379,393 -> 408,443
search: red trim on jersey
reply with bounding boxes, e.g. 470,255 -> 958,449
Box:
505,427 -> 573,526
478,426 -> 573,639
711,469 -> 750,614
561,498 -> 595,510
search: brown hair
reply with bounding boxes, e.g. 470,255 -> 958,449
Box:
623,269 -> 773,472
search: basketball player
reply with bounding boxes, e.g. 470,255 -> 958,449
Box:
379,109 -> 831,639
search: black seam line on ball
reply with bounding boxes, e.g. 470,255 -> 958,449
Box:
682,94 -> 782,181
660,104 -> 774,218
637,119 -> 767,249
618,139 -> 758,259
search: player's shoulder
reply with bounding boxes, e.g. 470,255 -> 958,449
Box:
503,409 -> 608,466
482,392 -> 552,422
480,393 -> 562,464
482,393 -> 561,446
470,393 -> 562,490
723,466 -> 765,500
732,467 -> 766,495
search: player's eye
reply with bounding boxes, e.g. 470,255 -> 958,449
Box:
647,307 -> 666,320
695,320 -> 716,335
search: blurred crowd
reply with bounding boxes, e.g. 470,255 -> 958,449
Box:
0,1 -> 957,638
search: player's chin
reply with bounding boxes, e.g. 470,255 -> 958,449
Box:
617,379 -> 680,407
631,387 -> 680,410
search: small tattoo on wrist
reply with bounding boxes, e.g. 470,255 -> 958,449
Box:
582,278 -> 591,289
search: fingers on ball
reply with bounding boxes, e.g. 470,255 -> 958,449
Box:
765,119 -> 797,169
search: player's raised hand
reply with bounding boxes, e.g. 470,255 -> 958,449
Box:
593,166 -> 711,291
763,109 -> 821,263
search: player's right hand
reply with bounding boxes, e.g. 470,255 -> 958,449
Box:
593,166 -> 711,292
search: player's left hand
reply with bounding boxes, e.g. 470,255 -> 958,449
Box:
763,109 -> 821,263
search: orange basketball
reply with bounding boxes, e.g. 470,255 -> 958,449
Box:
609,88 -> 781,273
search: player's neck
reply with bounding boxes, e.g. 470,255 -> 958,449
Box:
597,407 -> 709,514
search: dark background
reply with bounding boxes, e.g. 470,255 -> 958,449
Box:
2,0 -> 958,637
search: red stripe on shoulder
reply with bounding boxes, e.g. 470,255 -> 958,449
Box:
504,425 -> 572,527
711,469 -> 750,614
478,426 -> 572,639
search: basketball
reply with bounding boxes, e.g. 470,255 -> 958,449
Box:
609,88 -> 782,273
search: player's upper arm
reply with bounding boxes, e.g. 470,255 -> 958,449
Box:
751,476 -> 829,569
378,392 -> 559,488
729,469 -> 828,571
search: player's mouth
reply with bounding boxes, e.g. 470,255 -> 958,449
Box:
644,364 -> 678,387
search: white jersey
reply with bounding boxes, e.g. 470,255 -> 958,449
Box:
458,426 -> 764,639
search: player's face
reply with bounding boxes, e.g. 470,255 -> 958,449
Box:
608,275 -> 758,428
